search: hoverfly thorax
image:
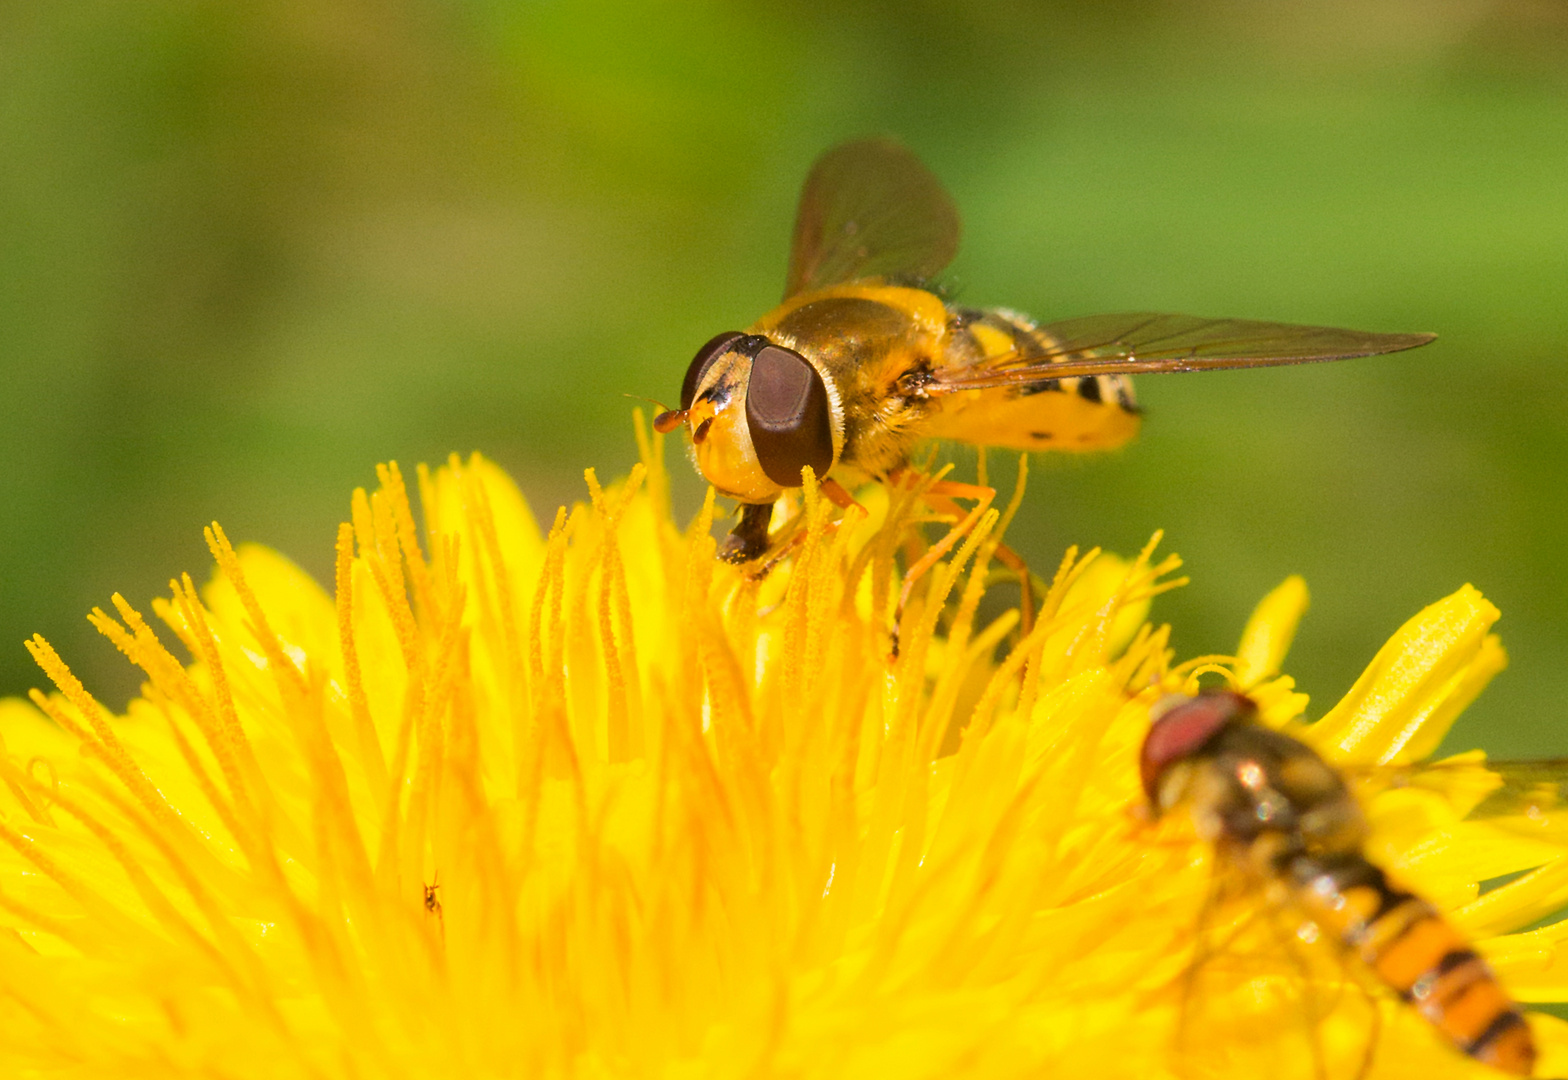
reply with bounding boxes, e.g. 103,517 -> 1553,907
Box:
666,330 -> 840,503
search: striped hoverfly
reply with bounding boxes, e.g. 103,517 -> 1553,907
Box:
1142,689 -> 1562,1076
654,139 -> 1435,571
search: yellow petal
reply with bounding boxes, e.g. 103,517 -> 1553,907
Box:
1234,574 -> 1309,689
0,439 -> 1559,1080
1479,919 -> 1568,1001
1309,584 -> 1506,764
1526,1011 -> 1568,1076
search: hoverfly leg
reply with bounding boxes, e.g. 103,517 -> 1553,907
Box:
893,477 -> 995,640
719,501 -> 776,563
818,476 -> 862,512
1347,967 -> 1384,1080
1311,944 -> 1383,1080
1261,908 -> 1331,1080
988,541 -> 1036,638
1171,859 -> 1269,1077
1174,860 -> 1227,1064
753,522 -> 809,580
764,478 -> 858,571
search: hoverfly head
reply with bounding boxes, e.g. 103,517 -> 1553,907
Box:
674,331 -> 837,503
1140,690 -> 1256,811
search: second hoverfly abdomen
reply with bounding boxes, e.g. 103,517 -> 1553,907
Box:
1285,847 -> 1535,1075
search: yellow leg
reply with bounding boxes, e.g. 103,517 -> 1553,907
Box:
891,475 -> 995,642
820,476 -> 861,511
892,475 -> 1037,638
983,534 -> 1036,637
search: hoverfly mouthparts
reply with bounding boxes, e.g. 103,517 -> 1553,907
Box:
745,344 -> 834,487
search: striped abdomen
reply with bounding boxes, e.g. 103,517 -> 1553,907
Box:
1283,851 -> 1535,1075
924,306 -> 1142,453
958,307 -> 1139,408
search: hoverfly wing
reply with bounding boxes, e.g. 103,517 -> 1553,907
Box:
784,138 -> 961,299
929,313 -> 1435,392
1467,760 -> 1568,824
1419,759 -> 1568,840
1348,756 -> 1568,838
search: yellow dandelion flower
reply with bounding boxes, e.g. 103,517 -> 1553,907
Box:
3,421 -> 1567,1079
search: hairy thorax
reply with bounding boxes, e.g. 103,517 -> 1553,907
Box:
753,284 -> 949,480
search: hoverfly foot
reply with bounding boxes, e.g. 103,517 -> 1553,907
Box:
749,528 -> 814,581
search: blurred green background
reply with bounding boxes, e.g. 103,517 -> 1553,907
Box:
2,0 -> 1565,755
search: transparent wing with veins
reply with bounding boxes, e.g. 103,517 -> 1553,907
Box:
929,312 -> 1436,391
1349,756 -> 1568,837
784,137 -> 961,299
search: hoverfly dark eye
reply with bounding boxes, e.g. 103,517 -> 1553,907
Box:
681,331 -> 745,411
745,344 -> 834,488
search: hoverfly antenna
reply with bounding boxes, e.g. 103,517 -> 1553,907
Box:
653,408 -> 688,433
620,392 -> 687,434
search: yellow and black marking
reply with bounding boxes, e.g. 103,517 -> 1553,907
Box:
1288,853 -> 1534,1075
924,306 -> 1142,454
748,282 -> 1148,473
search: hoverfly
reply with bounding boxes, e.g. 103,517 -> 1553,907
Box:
1142,689 -> 1538,1075
654,138 -> 1434,565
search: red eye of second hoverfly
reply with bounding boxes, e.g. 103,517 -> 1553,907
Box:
1139,690 -> 1256,801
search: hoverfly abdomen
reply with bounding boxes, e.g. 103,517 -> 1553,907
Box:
966,308 -> 1140,413
1143,690 -> 1537,1075
1286,850 -> 1536,1076
923,306 -> 1144,453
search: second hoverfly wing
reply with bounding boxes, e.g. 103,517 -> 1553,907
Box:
784,138 -> 961,299
930,312 -> 1436,391
1354,756 -> 1568,840
1460,759 -> 1568,826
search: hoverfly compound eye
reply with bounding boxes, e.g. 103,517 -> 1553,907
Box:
681,331 -> 745,411
745,344 -> 834,488
1139,690 -> 1257,802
